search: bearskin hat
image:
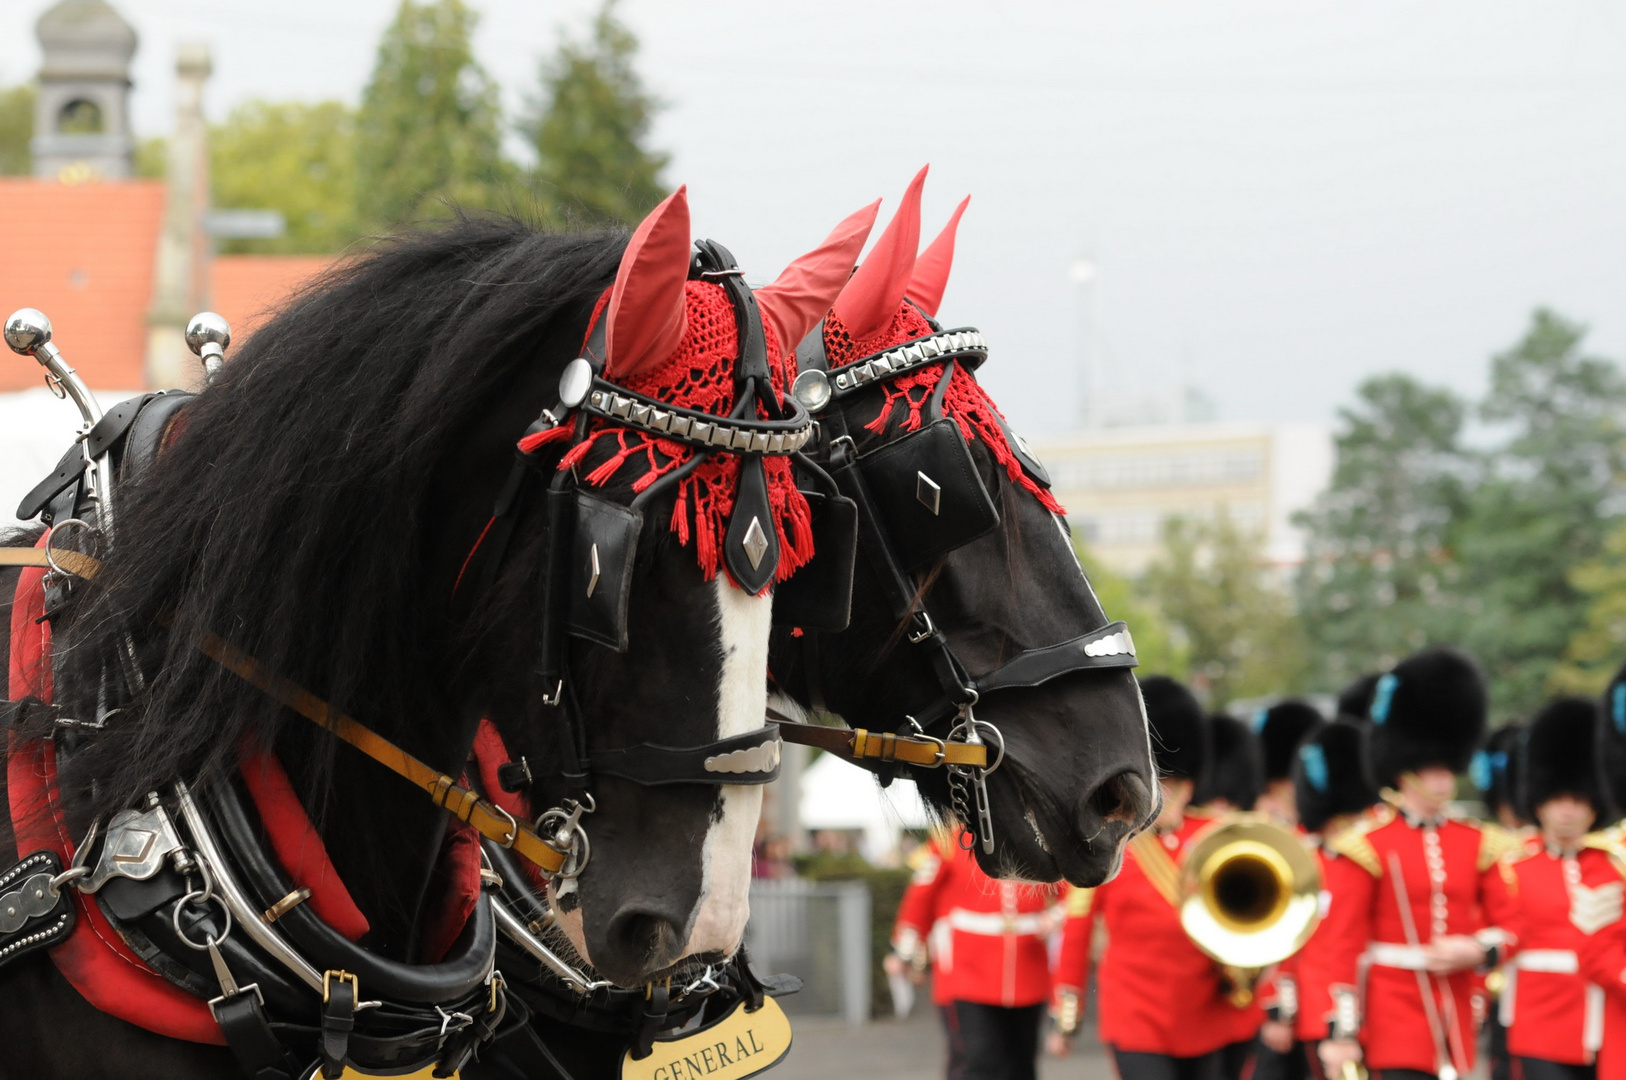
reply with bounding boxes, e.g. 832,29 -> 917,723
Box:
1255,700 -> 1324,782
1140,675 -> 1209,783
1294,719 -> 1383,834
1336,673 -> 1381,723
1471,723 -> 1525,824
1519,697 -> 1613,826
1195,713 -> 1264,811
1599,660 -> 1626,824
1368,646 -> 1488,787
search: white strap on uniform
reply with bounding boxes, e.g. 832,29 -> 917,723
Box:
1509,949 -> 1579,974
946,909 -> 1048,936
1367,942 -> 1429,970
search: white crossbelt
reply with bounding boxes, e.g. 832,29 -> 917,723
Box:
947,909 -> 1048,936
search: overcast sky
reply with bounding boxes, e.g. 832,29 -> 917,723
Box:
4,1 -> 1624,436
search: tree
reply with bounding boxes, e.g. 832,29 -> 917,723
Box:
0,82 -> 34,176
1143,513 -> 1308,707
523,0 -> 668,227
211,100 -> 360,254
1553,521 -> 1626,694
1457,309 -> 1626,712
1293,373 -> 1471,689
355,0 -> 510,232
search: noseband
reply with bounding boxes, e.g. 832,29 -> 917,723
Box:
779,306 -> 1140,853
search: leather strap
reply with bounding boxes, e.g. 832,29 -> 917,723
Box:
0,545 -> 102,579
320,971 -> 357,1078
767,709 -> 986,769
971,621 -> 1138,694
196,632 -> 568,876
213,989 -> 297,1080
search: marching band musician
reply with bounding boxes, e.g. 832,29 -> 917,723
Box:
1281,712 -> 1385,1073
1472,721 -> 1530,1080
888,827 -> 1063,1080
1312,646 -> 1516,1080
1482,697 -> 1620,1080
1196,712 -> 1266,814
1575,663 -> 1626,1080
1254,700 -> 1325,826
1047,677 -> 1262,1080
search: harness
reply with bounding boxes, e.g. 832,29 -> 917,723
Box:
0,244 -> 820,1078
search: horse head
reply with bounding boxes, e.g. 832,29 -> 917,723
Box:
772,167 -> 1157,887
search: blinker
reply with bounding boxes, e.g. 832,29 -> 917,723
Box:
568,492 -> 643,651
858,419 -> 999,571
771,491 -> 859,632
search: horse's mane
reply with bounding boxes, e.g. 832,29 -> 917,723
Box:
33,216 -> 627,821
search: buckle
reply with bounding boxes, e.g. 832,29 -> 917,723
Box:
322,968 -> 357,1004
207,981 -> 265,1021
907,610 -> 937,644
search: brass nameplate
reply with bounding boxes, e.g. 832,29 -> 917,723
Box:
622,995 -> 793,1080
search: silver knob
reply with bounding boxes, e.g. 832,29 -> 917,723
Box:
5,308 -> 54,358
184,312 -> 232,361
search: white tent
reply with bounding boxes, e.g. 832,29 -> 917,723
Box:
798,751 -> 934,865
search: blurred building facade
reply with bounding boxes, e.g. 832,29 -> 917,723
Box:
1033,421 -> 1334,574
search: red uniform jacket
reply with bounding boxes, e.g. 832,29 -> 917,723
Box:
1483,840 -> 1619,1065
1312,806 -> 1513,1076
1052,812 -> 1264,1057
893,836 -> 1060,1008
1568,831 -> 1626,1080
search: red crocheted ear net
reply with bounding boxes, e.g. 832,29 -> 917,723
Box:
823,304 -> 1063,515
528,281 -> 812,595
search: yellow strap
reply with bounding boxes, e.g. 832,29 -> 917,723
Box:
1129,830 -> 1183,908
196,632 -> 566,875
0,545 -> 103,579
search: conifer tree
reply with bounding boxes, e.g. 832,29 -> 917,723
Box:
525,0 -> 669,227
355,0 -> 508,231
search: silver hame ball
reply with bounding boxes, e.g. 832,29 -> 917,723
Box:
4,308 -> 53,356
184,311 -> 232,357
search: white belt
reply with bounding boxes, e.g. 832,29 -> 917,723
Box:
947,909 -> 1047,936
1367,943 -> 1429,970
1509,949 -> 1579,974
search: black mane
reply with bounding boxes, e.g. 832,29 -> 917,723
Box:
36,216 -> 628,822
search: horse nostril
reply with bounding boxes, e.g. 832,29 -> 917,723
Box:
1082,769 -> 1155,835
603,908 -> 685,981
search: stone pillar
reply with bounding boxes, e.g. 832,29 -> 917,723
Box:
145,41 -> 212,390
32,0 -> 138,181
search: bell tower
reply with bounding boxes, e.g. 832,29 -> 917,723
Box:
31,0 -> 138,181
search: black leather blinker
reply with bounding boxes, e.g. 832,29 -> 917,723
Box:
566,491 -> 643,652
857,418 -> 1000,570
771,491 -> 858,632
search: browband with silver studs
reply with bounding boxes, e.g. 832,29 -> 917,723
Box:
829,328 -> 989,397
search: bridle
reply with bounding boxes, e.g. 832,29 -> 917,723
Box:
778,306 -> 1140,852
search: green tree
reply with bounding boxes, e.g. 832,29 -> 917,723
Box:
524,0 -> 668,227
1143,513 -> 1308,707
1554,521 -> 1626,694
1294,373 -> 1471,688
355,0 -> 510,232
0,82 -> 34,175
212,100 -> 360,254
1457,309 -> 1626,713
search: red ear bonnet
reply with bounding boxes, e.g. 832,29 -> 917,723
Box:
906,195 -> 969,319
755,199 -> 880,352
831,164 -> 927,342
605,186 -> 691,379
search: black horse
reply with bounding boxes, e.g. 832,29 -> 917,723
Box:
0,189 -> 865,1077
472,171 -> 1157,1080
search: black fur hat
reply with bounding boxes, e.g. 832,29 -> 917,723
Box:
1471,723 -> 1525,823
1255,700 -> 1324,782
1520,697 -> 1613,826
1599,660 -> 1626,824
1196,713 -> 1264,811
1369,646 -> 1488,787
1336,673 -> 1381,723
1140,675 -> 1209,782
1294,719 -> 1383,833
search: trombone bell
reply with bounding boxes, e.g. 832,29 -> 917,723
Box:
1179,814 -> 1323,983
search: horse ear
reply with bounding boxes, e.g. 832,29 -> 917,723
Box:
831,164 -> 927,342
606,186 -> 692,379
906,195 -> 969,318
755,199 -> 881,353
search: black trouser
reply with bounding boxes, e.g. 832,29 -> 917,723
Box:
1515,1060 -> 1596,1080
1110,1042 -> 1253,1080
1371,1071 -> 1440,1080
940,1001 -> 1044,1080
1486,1010 -> 1513,1080
1252,1038 -> 1310,1080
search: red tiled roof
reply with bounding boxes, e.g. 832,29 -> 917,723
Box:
0,178 -> 166,392
211,254 -> 333,344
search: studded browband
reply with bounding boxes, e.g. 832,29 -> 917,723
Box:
575,382 -> 814,455
824,328 -> 988,398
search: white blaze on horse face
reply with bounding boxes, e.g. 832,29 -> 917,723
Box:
684,575 -> 772,958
